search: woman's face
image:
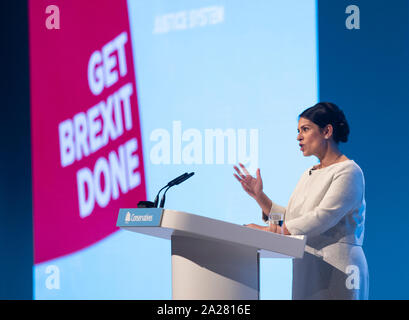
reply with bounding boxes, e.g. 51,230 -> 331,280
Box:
297,117 -> 330,157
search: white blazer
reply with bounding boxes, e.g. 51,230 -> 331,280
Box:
268,160 -> 369,299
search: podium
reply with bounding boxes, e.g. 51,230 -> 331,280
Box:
117,208 -> 306,300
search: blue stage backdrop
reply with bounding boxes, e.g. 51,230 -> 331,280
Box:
318,0 -> 409,299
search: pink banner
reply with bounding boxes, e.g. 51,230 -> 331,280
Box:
29,0 -> 146,263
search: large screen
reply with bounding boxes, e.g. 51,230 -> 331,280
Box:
29,0 -> 318,299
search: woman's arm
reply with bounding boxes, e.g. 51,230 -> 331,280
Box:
245,222 -> 291,235
261,197 -> 286,222
233,164 -> 286,222
255,192 -> 273,221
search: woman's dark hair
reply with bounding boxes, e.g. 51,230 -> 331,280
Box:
299,102 -> 350,144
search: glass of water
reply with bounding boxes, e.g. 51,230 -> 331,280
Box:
268,213 -> 284,234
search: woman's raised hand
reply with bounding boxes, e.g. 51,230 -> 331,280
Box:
233,163 -> 263,200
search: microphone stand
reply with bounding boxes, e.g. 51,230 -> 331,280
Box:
153,185 -> 168,208
159,185 -> 172,208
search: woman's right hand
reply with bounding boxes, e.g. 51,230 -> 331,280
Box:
233,163 -> 263,200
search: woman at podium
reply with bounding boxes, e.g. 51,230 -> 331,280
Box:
234,102 -> 369,300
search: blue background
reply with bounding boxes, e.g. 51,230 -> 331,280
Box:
0,0 -> 32,300
1,0 -> 409,300
318,0 -> 409,299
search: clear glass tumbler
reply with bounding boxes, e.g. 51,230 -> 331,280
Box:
268,213 -> 284,234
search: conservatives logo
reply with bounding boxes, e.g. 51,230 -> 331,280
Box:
124,211 -> 153,224
125,211 -> 131,224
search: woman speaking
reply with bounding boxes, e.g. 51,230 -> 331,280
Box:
234,102 -> 369,300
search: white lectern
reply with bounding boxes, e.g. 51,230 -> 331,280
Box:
117,208 -> 306,300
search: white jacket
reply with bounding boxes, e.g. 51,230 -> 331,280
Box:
268,160 -> 369,299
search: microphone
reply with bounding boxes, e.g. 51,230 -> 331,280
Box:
175,172 -> 194,184
159,172 -> 194,208
153,172 -> 189,207
138,172 -> 195,208
153,172 -> 194,207
168,172 -> 191,187
309,166 -> 318,176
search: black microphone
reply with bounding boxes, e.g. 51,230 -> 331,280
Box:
153,173 -> 189,207
159,172 -> 194,208
152,172 -> 193,207
309,167 -> 317,176
168,172 -> 190,187
138,173 -> 195,208
170,172 -> 194,186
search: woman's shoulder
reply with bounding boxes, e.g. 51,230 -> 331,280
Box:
332,159 -> 365,182
337,159 -> 363,172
